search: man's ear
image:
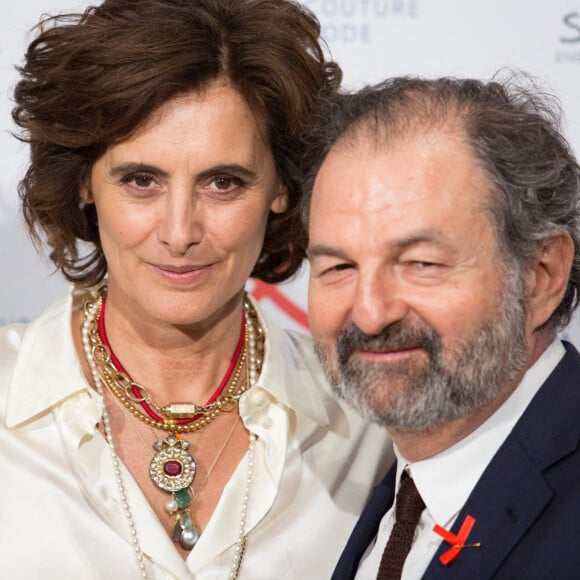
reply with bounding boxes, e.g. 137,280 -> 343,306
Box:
527,231 -> 574,331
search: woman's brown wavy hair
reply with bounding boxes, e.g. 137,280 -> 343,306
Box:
13,0 -> 341,285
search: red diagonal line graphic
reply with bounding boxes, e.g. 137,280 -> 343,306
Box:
250,280 -> 309,330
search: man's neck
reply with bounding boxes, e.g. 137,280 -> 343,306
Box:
389,394 -> 514,462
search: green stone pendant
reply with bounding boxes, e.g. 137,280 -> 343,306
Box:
174,488 -> 192,509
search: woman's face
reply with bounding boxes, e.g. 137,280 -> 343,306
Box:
83,82 -> 286,328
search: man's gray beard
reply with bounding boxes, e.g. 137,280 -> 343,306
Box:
314,273 -> 529,433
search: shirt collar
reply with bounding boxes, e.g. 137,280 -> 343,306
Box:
396,339 -> 565,527
5,289 -> 93,428
247,296 -> 331,428
6,292 -> 332,430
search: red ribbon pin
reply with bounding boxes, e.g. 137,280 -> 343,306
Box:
433,515 -> 480,565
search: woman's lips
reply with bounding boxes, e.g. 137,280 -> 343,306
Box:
150,262 -> 212,284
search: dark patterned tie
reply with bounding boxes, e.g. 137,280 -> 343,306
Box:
377,473 -> 425,580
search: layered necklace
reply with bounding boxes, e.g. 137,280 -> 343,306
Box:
81,286 -> 264,578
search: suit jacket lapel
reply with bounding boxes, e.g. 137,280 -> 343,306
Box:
332,464 -> 397,580
424,342 -> 580,579
423,434 -> 553,579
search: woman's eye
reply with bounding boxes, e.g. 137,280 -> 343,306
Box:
121,173 -> 156,189
208,175 -> 244,193
213,177 -> 234,190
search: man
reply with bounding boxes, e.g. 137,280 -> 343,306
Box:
303,75 -> 580,579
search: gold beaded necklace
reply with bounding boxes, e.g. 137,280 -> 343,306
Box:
88,289 -> 249,433
82,286 -> 264,556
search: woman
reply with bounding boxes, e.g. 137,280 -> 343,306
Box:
1,0 -> 392,578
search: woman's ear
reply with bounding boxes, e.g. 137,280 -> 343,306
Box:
80,183 -> 95,204
527,232 -> 574,331
80,174 -> 94,204
270,184 -> 288,214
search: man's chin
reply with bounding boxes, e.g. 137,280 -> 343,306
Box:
331,377 -> 408,423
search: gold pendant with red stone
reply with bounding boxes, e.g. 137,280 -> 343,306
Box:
150,434 -> 200,550
150,434 -> 196,492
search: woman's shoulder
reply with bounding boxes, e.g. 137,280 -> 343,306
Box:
0,320 -> 27,373
0,293 -> 74,398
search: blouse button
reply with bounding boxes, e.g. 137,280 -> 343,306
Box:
251,391 -> 267,407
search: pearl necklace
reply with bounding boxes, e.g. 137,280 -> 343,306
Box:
81,291 -> 259,579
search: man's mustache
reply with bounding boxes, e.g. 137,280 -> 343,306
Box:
336,320 -> 441,366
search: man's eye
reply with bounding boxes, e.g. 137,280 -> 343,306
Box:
316,262 -> 353,277
331,263 -> 352,272
403,260 -> 449,282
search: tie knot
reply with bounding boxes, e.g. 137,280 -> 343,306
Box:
395,474 -> 425,524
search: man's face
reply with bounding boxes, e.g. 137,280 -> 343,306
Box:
307,129 -> 530,433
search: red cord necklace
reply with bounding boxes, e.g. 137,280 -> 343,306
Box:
97,296 -> 246,425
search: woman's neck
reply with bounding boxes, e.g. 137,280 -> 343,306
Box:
100,290 -> 246,404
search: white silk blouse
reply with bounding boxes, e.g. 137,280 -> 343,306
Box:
0,290 -> 393,579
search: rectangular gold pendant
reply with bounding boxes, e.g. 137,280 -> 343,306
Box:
162,403 -> 201,418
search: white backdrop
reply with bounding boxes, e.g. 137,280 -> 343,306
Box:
1,1 -> 580,342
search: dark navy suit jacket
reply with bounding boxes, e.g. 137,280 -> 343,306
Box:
332,341 -> 580,580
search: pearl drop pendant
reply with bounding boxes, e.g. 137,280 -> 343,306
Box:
179,526 -> 200,550
166,499 -> 178,513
